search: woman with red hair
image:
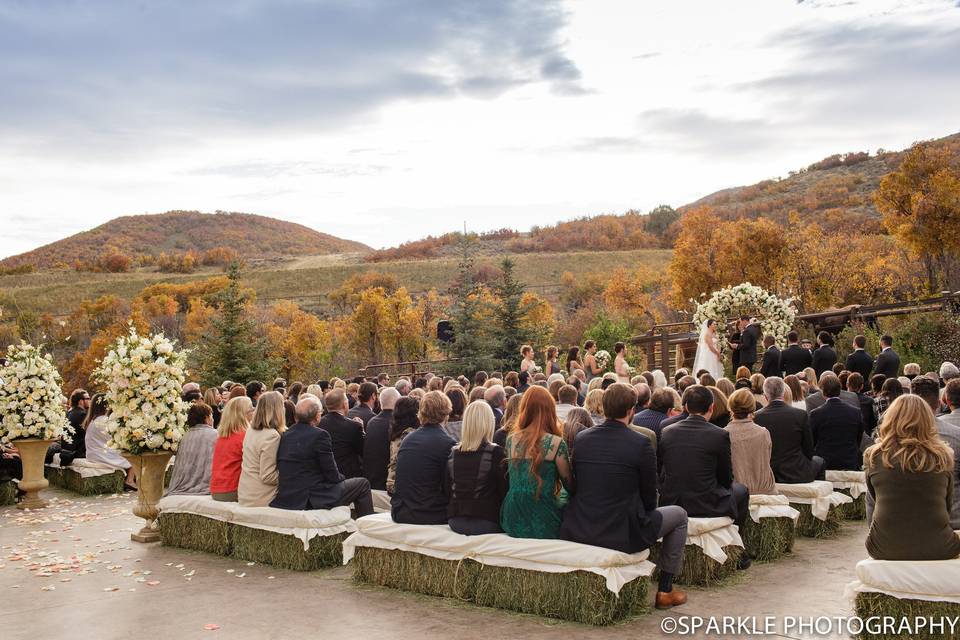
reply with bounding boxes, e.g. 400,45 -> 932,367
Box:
500,385 -> 573,538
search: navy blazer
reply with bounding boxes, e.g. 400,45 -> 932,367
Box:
780,344 -> 812,376
874,348 -> 901,380
391,425 -> 456,524
319,412 -> 364,479
845,349 -> 874,382
363,409 -> 392,491
754,400 -> 819,483
658,415 -> 737,519
271,422 -> 345,510
813,345 -> 837,379
810,398 -> 864,471
560,420 -> 662,553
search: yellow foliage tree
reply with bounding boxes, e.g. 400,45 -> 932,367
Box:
265,300 -> 334,382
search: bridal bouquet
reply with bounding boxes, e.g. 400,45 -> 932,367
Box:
594,350 -> 611,371
94,327 -> 188,454
0,342 -> 72,443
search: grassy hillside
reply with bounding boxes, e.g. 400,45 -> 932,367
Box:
0,210 -> 371,269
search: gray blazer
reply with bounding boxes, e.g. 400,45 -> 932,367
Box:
936,412 -> 960,529
805,390 -> 860,412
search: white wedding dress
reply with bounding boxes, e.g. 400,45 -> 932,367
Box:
692,321 -> 725,380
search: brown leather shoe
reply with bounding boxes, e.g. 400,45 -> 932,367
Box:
655,589 -> 688,609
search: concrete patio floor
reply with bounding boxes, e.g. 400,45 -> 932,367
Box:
1,488 -> 868,640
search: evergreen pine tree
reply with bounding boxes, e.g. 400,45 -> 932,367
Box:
193,261 -> 276,386
447,234 -> 496,375
493,257 -> 526,369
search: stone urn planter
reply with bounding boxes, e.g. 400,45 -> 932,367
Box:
12,438 -> 55,509
122,450 -> 174,543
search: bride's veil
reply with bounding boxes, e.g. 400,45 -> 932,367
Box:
693,320 -> 711,372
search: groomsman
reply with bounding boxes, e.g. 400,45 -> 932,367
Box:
780,331 -> 812,376
760,335 -> 781,378
812,332 -> 837,379
845,335 -> 874,381
874,335 -> 901,380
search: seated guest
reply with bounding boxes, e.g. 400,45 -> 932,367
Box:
555,384 -> 579,422
873,377 -> 903,424
271,396 -> 373,515
864,395 -> 960,561
447,402 -> 509,535
492,392 -> 522,447
0,443 -> 21,482
806,371 -> 861,412
658,385 -> 751,569
319,389 -> 364,479
60,389 -> 90,465
916,377 -> 960,529
810,375 -> 864,471
84,393 -> 137,489
562,407 -> 594,456
364,387 -> 399,491
165,402 -> 218,496
348,382 -> 378,428
846,372 -> 877,438
724,389 -> 775,495
584,389 -> 605,425
501,386 -> 572,539
754,377 -> 824,482
750,374 -> 767,409
784,375 -> 806,410
238,391 -> 285,507
561,382 -> 689,609
708,386 -> 731,429
485,384 -> 507,429
386,396 -> 420,494
715,377 -> 736,398
391,391 -> 457,524
443,386 -> 467,441
633,388 -> 675,437
210,396 -> 253,502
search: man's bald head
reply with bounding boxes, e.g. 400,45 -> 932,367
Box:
295,396 -> 322,425
484,384 -> 506,410
379,386 -> 400,411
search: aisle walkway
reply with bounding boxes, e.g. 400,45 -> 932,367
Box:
0,488 -> 867,640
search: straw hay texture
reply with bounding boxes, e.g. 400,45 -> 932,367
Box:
854,592 -> 960,640
0,481 -> 15,506
792,503 -> 843,538
648,543 -> 743,587
836,488 -> 867,520
44,466 -> 125,496
351,547 -> 649,625
157,512 -> 344,570
739,517 -> 795,562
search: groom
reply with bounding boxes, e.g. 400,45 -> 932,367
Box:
730,316 -> 761,374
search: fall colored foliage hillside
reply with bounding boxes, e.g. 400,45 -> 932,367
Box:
0,210 -> 371,269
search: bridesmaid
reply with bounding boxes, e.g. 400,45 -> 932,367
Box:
614,342 -> 631,383
520,345 -> 537,374
566,346 -> 583,376
583,340 -> 602,384
544,346 -> 562,376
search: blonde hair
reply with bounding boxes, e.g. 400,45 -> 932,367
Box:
587,377 -> 604,392
750,373 -> 765,395
408,388 -> 426,401
250,390 -> 286,432
418,390 -> 452,425
803,367 -> 818,390
306,384 -> 324,398
715,377 -> 735,397
203,387 -> 220,407
585,389 -> 605,417
728,388 -> 756,419
458,401 -> 495,452
865,394 -> 954,474
218,396 -> 252,437
331,377 -> 345,390
501,393 -> 523,431
427,377 -> 444,392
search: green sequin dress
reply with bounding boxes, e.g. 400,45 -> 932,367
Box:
500,434 -> 569,539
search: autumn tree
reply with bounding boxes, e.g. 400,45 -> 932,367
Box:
266,300 -> 334,381
874,142 -> 960,291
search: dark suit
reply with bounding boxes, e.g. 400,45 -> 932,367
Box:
810,398 -> 864,471
271,423 -> 345,510
391,424 -> 457,524
632,409 -> 669,437
760,346 -> 781,378
318,412 -> 364,479
845,349 -> 874,382
658,415 -> 746,524
754,400 -> 820,483
857,392 -> 878,436
362,409 -> 392,491
780,344 -> 813,376
812,345 -> 837,379
805,390 -> 860,412
738,324 -> 761,369
560,420 -> 662,553
348,403 -> 375,428
658,411 -> 687,435
874,348 -> 900,380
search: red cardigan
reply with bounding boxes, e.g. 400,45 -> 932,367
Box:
210,430 -> 246,494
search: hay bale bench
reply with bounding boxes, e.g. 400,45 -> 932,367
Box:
845,557 -> 960,640
649,516 -> 744,586
0,480 -> 15,506
157,495 -> 356,570
776,480 -> 851,538
44,455 -> 126,495
343,512 -> 655,625
740,494 -> 799,562
826,470 -> 867,521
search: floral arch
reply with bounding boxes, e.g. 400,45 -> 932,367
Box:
692,283 -> 797,354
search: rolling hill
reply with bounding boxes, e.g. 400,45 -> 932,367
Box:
0,210 -> 371,269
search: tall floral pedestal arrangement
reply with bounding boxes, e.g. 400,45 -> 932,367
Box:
95,327 -> 187,543
0,343 -> 72,510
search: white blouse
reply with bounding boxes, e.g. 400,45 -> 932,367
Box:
84,416 -> 131,470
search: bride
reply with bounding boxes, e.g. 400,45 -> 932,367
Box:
693,319 -> 725,380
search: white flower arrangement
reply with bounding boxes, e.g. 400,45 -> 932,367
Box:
0,342 -> 72,443
594,350 -> 611,371
93,327 -> 188,455
693,283 -> 797,356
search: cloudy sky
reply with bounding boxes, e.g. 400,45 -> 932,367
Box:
2,0 -> 959,256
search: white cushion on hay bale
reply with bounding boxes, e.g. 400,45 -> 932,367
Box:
46,453 -> 121,478
825,469 -> 867,499
844,557 -> 960,605
371,489 -> 391,513
684,516 -> 744,564
748,494 -> 800,523
342,512 -> 654,594
776,480 -> 851,521
157,494 -> 356,550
